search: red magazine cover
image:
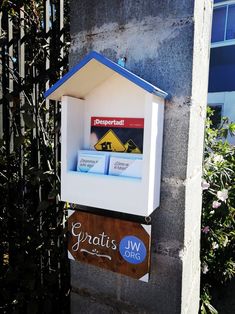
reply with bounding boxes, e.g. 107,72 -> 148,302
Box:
90,117 -> 144,154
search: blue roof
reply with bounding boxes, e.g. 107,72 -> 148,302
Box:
44,51 -> 168,99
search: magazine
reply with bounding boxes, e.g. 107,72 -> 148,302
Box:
90,117 -> 144,154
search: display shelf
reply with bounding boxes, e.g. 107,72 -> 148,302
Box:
76,150 -> 143,178
45,51 -> 167,216
67,170 -> 142,181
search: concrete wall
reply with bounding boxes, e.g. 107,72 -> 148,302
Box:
69,1 -> 213,313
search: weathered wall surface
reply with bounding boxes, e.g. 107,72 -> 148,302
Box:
69,1 -> 213,313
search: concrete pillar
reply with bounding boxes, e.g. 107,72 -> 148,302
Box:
69,1 -> 213,313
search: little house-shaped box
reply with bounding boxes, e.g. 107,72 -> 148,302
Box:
44,51 -> 168,216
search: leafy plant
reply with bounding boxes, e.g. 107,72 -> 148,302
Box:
200,107 -> 235,313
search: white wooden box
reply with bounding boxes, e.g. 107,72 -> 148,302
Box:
45,51 -> 167,216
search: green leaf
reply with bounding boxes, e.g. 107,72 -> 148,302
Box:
37,200 -> 50,212
201,303 -> 207,314
21,102 -> 32,111
205,302 -> 218,314
23,113 -> 36,129
228,122 -> 235,135
14,136 -> 25,149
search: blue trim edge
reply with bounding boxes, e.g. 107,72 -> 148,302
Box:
44,51 -> 168,99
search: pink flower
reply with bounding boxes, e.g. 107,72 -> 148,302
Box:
217,189 -> 228,202
201,180 -> 210,190
202,226 -> 210,234
212,201 -> 221,209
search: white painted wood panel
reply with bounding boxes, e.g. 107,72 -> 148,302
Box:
61,89 -> 164,216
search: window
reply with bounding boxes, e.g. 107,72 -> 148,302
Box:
212,3 -> 235,43
226,5 -> 235,39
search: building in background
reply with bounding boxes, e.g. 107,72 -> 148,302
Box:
208,0 -> 235,139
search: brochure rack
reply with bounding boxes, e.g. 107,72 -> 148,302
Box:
44,51 -> 168,216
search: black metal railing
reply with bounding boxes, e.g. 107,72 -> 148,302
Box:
0,1 -> 70,313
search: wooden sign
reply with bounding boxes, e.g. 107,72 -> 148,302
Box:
67,210 -> 151,282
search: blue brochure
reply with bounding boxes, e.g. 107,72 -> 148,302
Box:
77,150 -> 108,174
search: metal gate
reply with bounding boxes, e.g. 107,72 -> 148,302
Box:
0,1 -> 70,312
